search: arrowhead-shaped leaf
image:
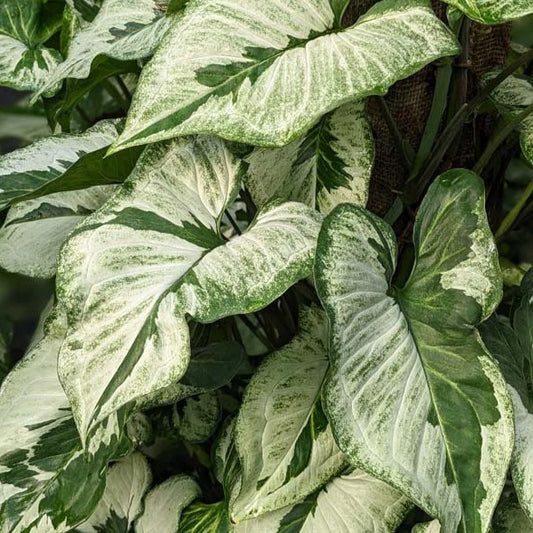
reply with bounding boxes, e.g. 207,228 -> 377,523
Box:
231,306 -> 345,522
245,101 -> 374,213
57,136 -> 322,445
0,185 -> 116,278
113,0 -> 459,151
0,310 -> 130,533
135,475 -> 201,533
233,470 -> 411,533
0,119 -> 139,211
178,470 -> 411,533
441,0 -> 533,24
0,0 -> 62,93
315,170 -> 513,533
36,0 -> 172,98
77,452 -> 151,532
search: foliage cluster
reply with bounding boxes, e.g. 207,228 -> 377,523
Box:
1,1 -> 533,532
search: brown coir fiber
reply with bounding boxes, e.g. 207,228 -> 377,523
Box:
343,1 -> 512,215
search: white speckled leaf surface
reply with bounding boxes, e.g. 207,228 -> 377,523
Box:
485,73 -> 533,166
0,0 -> 62,93
113,0 -> 459,150
77,452 -> 151,532
0,119 -> 131,210
245,101 -> 374,213
0,185 -> 116,278
36,0 -> 173,97
135,475 -> 201,533
57,136 -> 321,445
231,307 -> 345,522
0,310 -> 129,533
441,0 -> 533,24
315,170 -> 513,533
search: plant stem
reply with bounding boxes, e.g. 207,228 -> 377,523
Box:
406,48 -> 533,204
474,103 -> 533,175
114,75 -> 132,104
408,63 -> 453,181
238,314 -> 275,351
495,178 -> 533,240
224,209 -> 242,235
377,96 -> 414,170
102,79 -> 129,111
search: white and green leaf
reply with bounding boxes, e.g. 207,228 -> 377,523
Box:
413,520 -> 441,533
315,170 -> 513,533
66,0 -> 104,24
481,269 -> 533,522
135,474 -> 201,533
76,452 -> 151,532
113,0 -> 459,151
441,0 -> 533,24
0,185 -> 116,278
492,490 -> 533,532
0,119 -> 137,210
180,469 -> 411,533
152,391 -> 221,443
36,0 -> 173,97
485,72 -> 533,165
0,309 -> 130,533
231,306 -> 345,522
57,135 -> 321,445
245,101 -> 374,213
0,0 -> 63,93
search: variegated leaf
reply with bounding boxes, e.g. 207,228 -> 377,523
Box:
76,452 -> 151,532
0,119 -> 138,210
36,0 -> 173,98
236,470 -> 411,533
152,391 -> 221,443
0,1 -> 62,93
0,309 -> 130,533
481,269 -> 533,522
315,170 -> 513,533
135,475 -> 201,533
179,470 -> 410,533
66,0 -> 104,24
231,306 -> 345,522
57,136 -> 321,445
180,502 -> 231,533
485,72 -> 533,165
112,0 -> 459,151
441,0 -> 533,24
492,491 -> 533,532
413,520 -> 441,533
0,185 -> 116,278
245,101 -> 374,213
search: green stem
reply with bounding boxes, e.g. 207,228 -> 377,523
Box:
406,48 -> 533,205
377,96 -> 414,170
224,209 -> 242,235
495,178 -> 533,240
102,79 -> 129,111
408,63 -> 453,181
114,75 -> 132,104
473,103 -> 533,175
238,314 -> 275,352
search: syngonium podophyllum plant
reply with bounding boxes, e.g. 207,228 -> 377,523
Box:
1,0 -> 533,532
